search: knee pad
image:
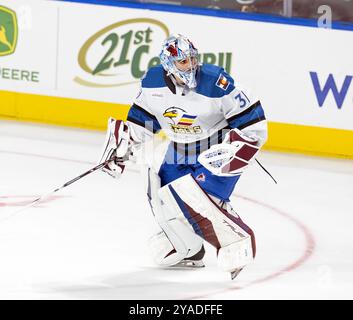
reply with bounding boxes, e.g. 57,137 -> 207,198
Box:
158,174 -> 256,271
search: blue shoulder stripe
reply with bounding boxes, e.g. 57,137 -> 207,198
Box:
196,64 -> 235,98
141,65 -> 166,89
227,101 -> 266,129
127,104 -> 161,133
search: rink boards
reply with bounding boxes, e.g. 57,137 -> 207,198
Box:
1,0 -> 353,157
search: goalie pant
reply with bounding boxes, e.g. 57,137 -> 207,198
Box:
145,166 -> 256,272
158,128 -> 241,202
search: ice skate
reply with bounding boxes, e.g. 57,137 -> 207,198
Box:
172,245 -> 205,268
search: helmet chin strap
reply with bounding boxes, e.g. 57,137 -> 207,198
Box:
172,74 -> 186,86
169,74 -> 188,95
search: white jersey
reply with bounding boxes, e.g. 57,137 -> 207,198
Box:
127,64 -> 267,150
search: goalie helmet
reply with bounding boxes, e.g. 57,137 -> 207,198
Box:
159,34 -> 199,89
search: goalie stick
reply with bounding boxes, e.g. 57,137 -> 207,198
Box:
1,157 -> 118,223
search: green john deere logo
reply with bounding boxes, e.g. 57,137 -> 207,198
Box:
0,5 -> 18,56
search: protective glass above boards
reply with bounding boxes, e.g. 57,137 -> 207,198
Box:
122,0 -> 353,24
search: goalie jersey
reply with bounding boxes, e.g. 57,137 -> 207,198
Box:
126,64 -> 268,200
127,63 -> 267,146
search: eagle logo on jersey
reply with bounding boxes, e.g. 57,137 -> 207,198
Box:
216,74 -> 229,90
163,106 -> 185,124
163,107 -> 202,134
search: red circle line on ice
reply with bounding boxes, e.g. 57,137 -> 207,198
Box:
1,149 -> 316,298
0,195 -> 67,207
187,195 -> 316,299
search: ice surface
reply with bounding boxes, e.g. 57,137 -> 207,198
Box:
0,120 -> 352,299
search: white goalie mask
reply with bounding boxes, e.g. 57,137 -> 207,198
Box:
159,34 -> 200,89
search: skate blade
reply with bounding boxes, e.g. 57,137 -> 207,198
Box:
171,260 -> 205,269
230,268 -> 243,280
